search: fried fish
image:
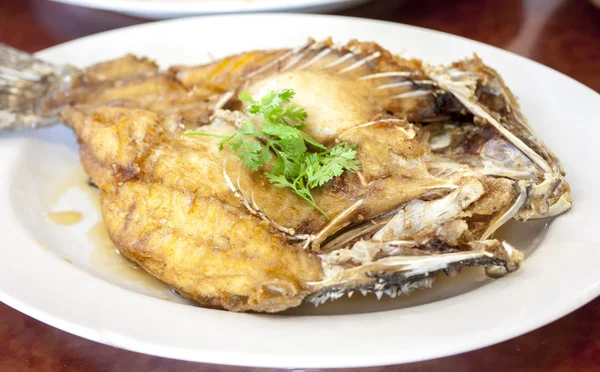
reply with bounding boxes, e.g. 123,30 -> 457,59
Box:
0,39 -> 571,312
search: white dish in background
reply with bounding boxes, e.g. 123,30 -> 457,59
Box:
1,13 -> 599,368
49,0 -> 374,19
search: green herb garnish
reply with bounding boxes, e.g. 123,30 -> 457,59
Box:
187,89 -> 360,219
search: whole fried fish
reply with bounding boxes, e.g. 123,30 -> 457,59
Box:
0,39 -> 571,312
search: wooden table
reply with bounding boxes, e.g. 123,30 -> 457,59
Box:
1,0 -> 599,370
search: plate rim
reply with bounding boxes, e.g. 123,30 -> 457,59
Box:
1,13 -> 599,368
48,0 -> 373,15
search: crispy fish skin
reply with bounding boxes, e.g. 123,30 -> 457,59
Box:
169,49 -> 287,94
62,105 -> 323,312
103,180 -> 322,312
82,54 -> 159,83
42,56 -> 218,127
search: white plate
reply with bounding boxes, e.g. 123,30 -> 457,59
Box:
1,13 -> 599,368
49,0 -> 374,19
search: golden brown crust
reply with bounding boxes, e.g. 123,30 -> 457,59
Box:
45,56 -> 215,126
64,105 -> 324,312
169,49 -> 287,92
82,54 -> 159,84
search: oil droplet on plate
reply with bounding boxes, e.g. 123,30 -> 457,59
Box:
45,211 -> 83,226
45,167 -> 91,226
47,166 -> 175,300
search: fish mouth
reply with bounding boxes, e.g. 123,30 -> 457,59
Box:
307,240 -> 523,306
304,176 -> 525,305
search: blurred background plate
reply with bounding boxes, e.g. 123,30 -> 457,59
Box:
48,0 -> 375,19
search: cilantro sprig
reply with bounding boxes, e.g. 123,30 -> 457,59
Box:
187,89 -> 360,219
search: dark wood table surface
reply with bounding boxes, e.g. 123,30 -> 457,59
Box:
1,0 -> 599,371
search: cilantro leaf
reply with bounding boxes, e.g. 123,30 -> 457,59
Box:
277,137 -> 307,156
230,137 -> 263,171
277,89 -> 295,103
281,104 -> 307,124
261,121 -> 302,139
299,132 -> 327,151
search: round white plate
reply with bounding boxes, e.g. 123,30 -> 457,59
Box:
49,0 -> 374,19
1,13 -> 599,369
